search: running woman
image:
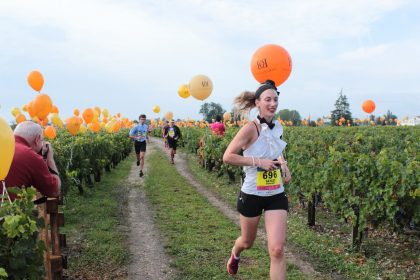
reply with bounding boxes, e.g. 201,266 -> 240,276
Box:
223,80 -> 292,279
129,114 -> 149,177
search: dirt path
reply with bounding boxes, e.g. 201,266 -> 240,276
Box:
149,137 -> 323,279
126,144 -> 177,280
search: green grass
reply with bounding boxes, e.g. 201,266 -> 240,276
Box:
185,153 -> 415,280
144,150 -> 308,280
61,156 -> 132,278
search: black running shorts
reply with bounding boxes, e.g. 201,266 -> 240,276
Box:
237,191 -> 288,217
134,141 -> 146,154
167,138 -> 177,150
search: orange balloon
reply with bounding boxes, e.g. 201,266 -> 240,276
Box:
16,114 -> 26,124
73,109 -> 80,116
362,100 -> 376,114
90,121 -> 101,133
39,118 -> 49,127
250,44 -> 292,87
51,105 -> 59,114
32,93 -> 53,120
44,125 -> 56,139
27,101 -> 36,118
82,108 -> 94,124
27,70 -> 44,92
66,116 -> 81,136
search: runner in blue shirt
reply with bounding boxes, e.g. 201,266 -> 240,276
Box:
129,114 -> 149,177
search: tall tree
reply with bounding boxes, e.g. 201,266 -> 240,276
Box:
331,89 -> 353,126
199,102 -> 226,122
276,109 -> 302,125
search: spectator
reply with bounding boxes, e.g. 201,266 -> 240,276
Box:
210,115 -> 226,136
3,121 -> 61,201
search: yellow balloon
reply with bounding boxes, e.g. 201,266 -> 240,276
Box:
178,84 -> 190,99
79,124 -> 87,135
223,112 -> 231,121
50,113 -> 63,128
103,108 -> 109,118
11,107 -> 21,117
105,121 -> 114,133
0,116 -> 15,180
152,105 -> 160,113
189,74 -> 213,101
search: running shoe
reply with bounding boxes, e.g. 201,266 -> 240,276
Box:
136,160 -> 140,166
139,170 -> 144,177
227,253 -> 240,275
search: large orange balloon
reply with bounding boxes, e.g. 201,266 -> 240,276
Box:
44,125 -> 56,139
189,75 -> 213,101
82,108 -> 94,124
27,70 -> 44,92
66,116 -> 81,136
152,105 -> 160,113
0,116 -> 15,180
32,93 -> 53,120
362,100 -> 376,114
250,44 -> 292,87
178,84 -> 190,99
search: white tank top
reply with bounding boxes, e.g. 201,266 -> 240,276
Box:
241,118 -> 287,196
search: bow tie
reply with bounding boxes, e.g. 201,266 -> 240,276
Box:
257,116 -> 275,129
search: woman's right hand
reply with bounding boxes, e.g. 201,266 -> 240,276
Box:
257,158 -> 279,171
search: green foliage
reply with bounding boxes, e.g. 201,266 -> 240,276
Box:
199,102 -> 226,122
171,125 -> 420,249
277,109 -> 302,125
50,129 -> 132,193
0,187 -> 45,279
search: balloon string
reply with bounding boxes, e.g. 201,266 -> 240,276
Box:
1,180 -> 12,208
66,137 -> 75,170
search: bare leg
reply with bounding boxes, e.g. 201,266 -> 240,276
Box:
265,210 -> 287,280
232,214 -> 260,257
140,151 -> 145,170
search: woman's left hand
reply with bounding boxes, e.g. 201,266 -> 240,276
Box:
281,164 -> 292,184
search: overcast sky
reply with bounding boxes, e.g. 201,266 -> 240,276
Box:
1,0 -> 419,122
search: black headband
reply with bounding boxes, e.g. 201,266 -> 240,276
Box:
255,80 -> 279,99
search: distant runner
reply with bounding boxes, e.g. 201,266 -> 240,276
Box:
163,119 -> 181,164
129,114 -> 149,177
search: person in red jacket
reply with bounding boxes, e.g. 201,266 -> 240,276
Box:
2,121 -> 61,201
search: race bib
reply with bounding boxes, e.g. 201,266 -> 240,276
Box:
137,131 -> 146,139
256,168 -> 281,191
168,130 -> 175,137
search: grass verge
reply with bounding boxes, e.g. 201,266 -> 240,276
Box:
144,150 -> 308,279
61,156 -> 132,279
185,153 -> 416,280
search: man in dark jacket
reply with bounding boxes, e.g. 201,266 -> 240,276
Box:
163,120 -> 181,164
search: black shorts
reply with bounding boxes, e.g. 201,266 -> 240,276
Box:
237,191 -> 288,217
134,141 -> 146,154
167,138 -> 177,150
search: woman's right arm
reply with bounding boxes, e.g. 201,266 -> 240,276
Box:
223,124 -> 255,167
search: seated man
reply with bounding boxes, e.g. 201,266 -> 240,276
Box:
2,121 -> 61,201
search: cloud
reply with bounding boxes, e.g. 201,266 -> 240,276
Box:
0,0 -> 418,122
